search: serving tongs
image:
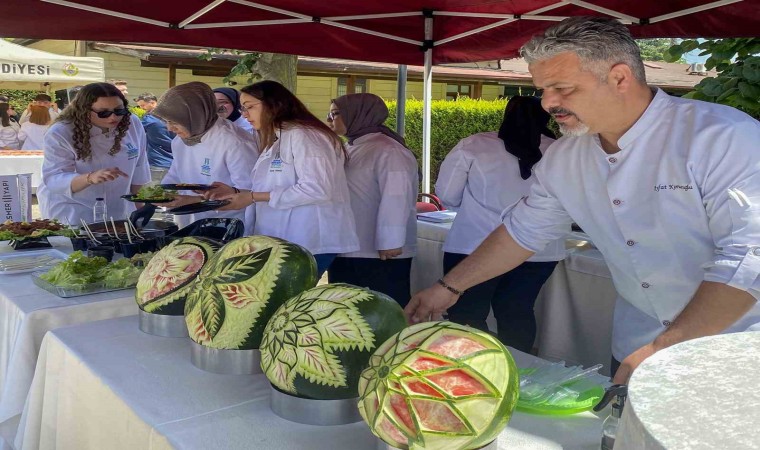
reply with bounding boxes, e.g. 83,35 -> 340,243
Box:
79,219 -> 102,246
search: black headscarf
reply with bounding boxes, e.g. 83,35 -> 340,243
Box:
213,87 -> 242,123
498,96 -> 556,180
333,93 -> 406,147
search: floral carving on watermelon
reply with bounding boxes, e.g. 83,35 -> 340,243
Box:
261,284 -> 376,394
137,245 -> 206,312
358,322 -> 519,450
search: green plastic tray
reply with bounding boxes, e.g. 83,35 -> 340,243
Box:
516,368 -> 605,416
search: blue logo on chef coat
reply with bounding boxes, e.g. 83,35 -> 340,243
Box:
269,152 -> 283,173
201,158 -> 211,177
126,143 -> 139,160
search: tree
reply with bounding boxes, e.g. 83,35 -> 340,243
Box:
637,38 -> 683,62
200,49 -> 297,92
665,38 -> 760,118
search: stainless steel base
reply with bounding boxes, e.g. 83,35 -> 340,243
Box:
269,385 -> 362,425
190,341 -> 262,374
138,310 -> 189,338
377,438 -> 498,450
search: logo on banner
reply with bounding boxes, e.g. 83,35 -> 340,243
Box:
201,158 -> 211,177
62,63 -> 79,77
126,143 -> 139,160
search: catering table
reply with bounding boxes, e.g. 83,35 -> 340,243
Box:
412,220 -> 618,375
0,237 -> 137,447
616,332 -> 760,450
15,315 -> 608,450
0,152 -> 44,190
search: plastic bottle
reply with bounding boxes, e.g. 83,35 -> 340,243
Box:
594,384 -> 628,450
93,197 -> 107,223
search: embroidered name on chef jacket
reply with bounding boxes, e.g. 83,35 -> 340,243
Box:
126,143 -> 139,160
201,158 -> 211,177
654,183 -> 694,192
269,152 -> 283,173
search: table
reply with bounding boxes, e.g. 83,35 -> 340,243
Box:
0,237 -> 137,448
0,153 -> 43,190
15,316 -> 608,450
616,332 -> 760,450
412,220 -> 618,375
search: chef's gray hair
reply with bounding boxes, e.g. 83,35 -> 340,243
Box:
520,16 -> 646,84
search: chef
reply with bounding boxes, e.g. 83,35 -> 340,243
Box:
213,88 -> 255,134
153,82 -> 259,232
406,17 -> 760,384
38,82 -> 150,225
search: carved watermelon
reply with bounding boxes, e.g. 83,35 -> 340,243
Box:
358,321 -> 519,450
135,237 -> 220,315
260,283 -> 407,400
184,235 -> 318,349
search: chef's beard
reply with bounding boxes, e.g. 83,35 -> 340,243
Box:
548,107 -> 590,137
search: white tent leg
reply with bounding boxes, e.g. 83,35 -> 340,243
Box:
421,15 -> 433,194
396,64 -> 407,137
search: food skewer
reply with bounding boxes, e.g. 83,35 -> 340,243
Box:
110,217 -> 120,239
124,223 -> 133,244
125,217 -> 144,240
79,219 -> 102,245
102,217 -> 113,238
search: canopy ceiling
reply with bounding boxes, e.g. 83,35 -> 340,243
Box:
1,1 -> 758,65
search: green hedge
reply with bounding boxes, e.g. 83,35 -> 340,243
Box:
384,98 -> 507,189
0,89 -> 44,111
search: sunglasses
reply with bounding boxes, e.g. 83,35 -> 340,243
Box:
91,108 -> 129,119
326,111 -> 340,121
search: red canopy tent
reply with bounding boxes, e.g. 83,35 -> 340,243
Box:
2,0 -> 757,190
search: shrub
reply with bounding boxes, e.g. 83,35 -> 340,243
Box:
0,89 -> 45,111
385,98 -> 507,190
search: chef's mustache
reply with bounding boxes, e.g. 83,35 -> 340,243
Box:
547,107 -> 577,118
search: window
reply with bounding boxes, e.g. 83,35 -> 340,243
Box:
337,77 -> 367,96
446,83 -> 472,100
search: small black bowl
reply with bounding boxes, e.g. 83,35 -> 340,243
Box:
70,236 -> 90,251
120,241 -> 143,258
88,246 -> 114,262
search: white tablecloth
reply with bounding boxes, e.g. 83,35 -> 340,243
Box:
0,155 -> 43,189
0,238 -> 137,448
411,220 -> 618,375
16,315 -> 607,450
616,332 -> 760,450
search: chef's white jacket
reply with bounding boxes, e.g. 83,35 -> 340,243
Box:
18,122 -> 49,150
232,115 -> 255,134
162,118 -> 258,232
251,126 -> 359,255
502,88 -> 760,360
38,114 -> 151,225
437,131 -> 566,262
340,133 -> 418,259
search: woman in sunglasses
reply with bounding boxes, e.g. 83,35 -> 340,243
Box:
37,82 -> 151,225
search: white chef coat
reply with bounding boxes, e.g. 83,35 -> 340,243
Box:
18,122 -> 49,150
37,114 -> 151,225
437,131 -> 566,262
502,88 -> 760,361
162,118 -> 259,232
251,126 -> 359,255
232,115 -> 255,134
0,122 -> 20,149
340,133 -> 418,259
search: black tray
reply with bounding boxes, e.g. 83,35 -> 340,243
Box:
9,236 -> 53,250
169,200 -> 230,215
121,195 -> 175,204
160,183 -> 212,191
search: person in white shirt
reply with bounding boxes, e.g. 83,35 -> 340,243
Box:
152,82 -> 259,233
0,103 -> 21,149
214,88 -> 255,134
435,96 -> 565,352
407,17 -> 760,384
18,105 -> 51,150
206,80 -> 359,277
37,82 -> 151,225
325,93 -> 419,306
19,93 -> 59,125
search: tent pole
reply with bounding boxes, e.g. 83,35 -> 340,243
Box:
421,14 -> 433,194
396,64 -> 407,137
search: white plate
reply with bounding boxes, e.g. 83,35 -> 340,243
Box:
0,249 -> 68,275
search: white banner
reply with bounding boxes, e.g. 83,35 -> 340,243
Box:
0,176 -> 22,222
0,40 -> 104,86
18,173 -> 32,222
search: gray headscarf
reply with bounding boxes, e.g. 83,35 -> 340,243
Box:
153,82 -> 218,146
333,93 -> 406,147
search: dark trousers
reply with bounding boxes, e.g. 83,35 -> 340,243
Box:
328,257 -> 413,307
443,252 -> 558,353
610,357 -> 621,380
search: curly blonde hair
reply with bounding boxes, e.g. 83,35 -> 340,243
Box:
57,82 -> 131,161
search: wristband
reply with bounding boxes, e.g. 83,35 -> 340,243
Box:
436,278 -> 464,296
233,187 -> 240,194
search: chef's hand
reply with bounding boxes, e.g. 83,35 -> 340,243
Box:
216,191 -> 253,211
404,284 -> 459,324
379,248 -> 403,260
130,203 -> 156,228
162,194 -> 203,209
612,342 -> 658,385
203,182 -> 235,201
89,167 -> 128,184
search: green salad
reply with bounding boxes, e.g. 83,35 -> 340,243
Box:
40,251 -> 146,289
135,184 -> 176,201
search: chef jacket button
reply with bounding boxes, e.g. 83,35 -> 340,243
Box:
613,199 -> 622,206
753,248 -> 760,256
608,157 -> 617,163
626,240 -> 635,246
641,282 -> 650,288
662,320 -> 672,327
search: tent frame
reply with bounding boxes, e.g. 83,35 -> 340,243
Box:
37,0 -> 745,192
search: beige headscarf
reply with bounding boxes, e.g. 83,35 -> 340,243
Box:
153,82 -> 218,146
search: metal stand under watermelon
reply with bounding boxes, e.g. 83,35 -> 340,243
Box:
376,438 -> 499,450
269,385 -> 363,425
138,310 -> 189,338
190,340 -> 262,374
